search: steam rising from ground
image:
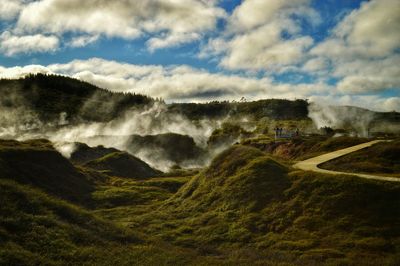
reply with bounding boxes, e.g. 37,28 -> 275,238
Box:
0,99 -> 223,171
308,103 -> 375,137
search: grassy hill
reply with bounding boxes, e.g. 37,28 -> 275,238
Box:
320,139 -> 400,177
0,179 -> 141,265
0,139 -> 235,265
0,139 -> 93,205
0,179 -> 230,266
70,142 -> 120,165
0,138 -> 399,265
129,145 -> 400,265
85,151 -> 161,179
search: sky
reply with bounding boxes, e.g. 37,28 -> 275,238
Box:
0,0 -> 399,112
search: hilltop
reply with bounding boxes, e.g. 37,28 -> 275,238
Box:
85,151 -> 161,179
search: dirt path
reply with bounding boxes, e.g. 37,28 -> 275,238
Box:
293,140 -> 400,182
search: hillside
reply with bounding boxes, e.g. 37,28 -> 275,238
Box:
0,73 -> 154,123
130,145 -> 400,265
0,179 -> 228,266
168,98 -> 309,120
70,142 -> 120,164
0,179 -> 140,265
0,139 -> 93,205
85,151 -> 161,179
242,135 -> 370,160
320,139 -> 400,177
0,138 -> 398,265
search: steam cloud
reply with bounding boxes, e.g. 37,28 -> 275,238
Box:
0,94 -> 226,171
308,103 -> 375,137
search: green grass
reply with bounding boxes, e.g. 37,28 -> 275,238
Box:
126,145 -> 400,265
1,139 -> 400,265
0,179 -> 242,266
0,179 -> 140,265
85,151 -> 160,179
320,139 -> 400,177
0,139 -> 94,205
92,176 -> 191,225
242,135 -> 370,160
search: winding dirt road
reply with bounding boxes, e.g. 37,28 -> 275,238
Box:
293,140 -> 400,182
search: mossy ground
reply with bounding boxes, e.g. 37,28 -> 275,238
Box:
122,146 -> 400,265
1,139 -> 399,265
320,139 -> 400,177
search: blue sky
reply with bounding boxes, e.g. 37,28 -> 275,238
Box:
0,0 -> 399,111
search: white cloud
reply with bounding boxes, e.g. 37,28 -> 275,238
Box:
337,76 -> 400,94
219,24 -> 314,71
311,0 -> 400,60
309,95 -> 400,113
333,0 -> 400,58
0,0 -> 24,20
228,0 -> 318,32
333,55 -> 400,93
0,64 -> 53,78
302,57 -> 329,73
46,58 -> 328,102
15,0 -> 225,50
68,35 -> 99,48
308,0 -> 400,94
0,57 -> 397,112
312,0 -> 400,59
0,31 -> 59,56
201,0 -> 318,71
147,32 -> 201,51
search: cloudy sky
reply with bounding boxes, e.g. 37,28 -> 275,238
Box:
0,0 -> 399,111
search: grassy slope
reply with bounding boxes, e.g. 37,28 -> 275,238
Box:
0,74 -> 154,123
85,151 -> 161,179
92,176 -> 190,220
320,140 -> 400,177
242,135 -> 370,160
0,139 -> 93,205
1,138 -> 399,265
0,140 -> 228,265
0,179 -> 140,265
70,142 -> 120,165
0,179 -> 230,266
129,145 -> 400,265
